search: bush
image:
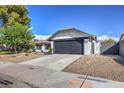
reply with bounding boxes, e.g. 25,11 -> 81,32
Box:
48,48 -> 52,54
0,51 -> 14,55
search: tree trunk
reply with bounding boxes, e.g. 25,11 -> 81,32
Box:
13,46 -> 17,54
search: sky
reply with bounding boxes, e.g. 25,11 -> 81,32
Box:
27,5 -> 124,40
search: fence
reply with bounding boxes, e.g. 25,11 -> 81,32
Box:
119,40 -> 124,57
100,42 -> 119,55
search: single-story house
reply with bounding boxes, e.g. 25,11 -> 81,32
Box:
48,28 -> 100,55
34,40 -> 51,53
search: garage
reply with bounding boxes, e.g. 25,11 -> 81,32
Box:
54,39 -> 84,54
48,28 -> 96,55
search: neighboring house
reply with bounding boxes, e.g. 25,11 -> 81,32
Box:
34,40 -> 51,53
119,33 -> 124,57
48,28 -> 100,55
0,45 -> 9,51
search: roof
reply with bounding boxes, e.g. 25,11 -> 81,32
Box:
119,33 -> 124,41
48,28 -> 96,40
34,40 -> 50,45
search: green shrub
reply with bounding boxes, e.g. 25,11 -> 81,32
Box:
0,51 -> 14,55
48,48 -> 52,54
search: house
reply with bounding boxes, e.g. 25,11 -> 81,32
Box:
34,40 -> 51,53
48,28 -> 100,55
119,33 -> 124,57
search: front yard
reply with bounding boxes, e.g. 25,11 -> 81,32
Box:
0,52 -> 44,63
63,55 -> 124,82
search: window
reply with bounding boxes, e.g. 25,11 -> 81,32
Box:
36,45 -> 41,50
45,44 -> 50,50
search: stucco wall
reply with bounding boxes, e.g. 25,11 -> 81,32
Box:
94,42 -> 101,54
84,42 -> 92,55
119,40 -> 124,57
51,41 -> 54,53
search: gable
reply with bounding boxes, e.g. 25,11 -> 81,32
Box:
49,28 -> 95,40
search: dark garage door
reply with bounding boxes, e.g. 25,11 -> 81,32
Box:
54,40 -> 83,54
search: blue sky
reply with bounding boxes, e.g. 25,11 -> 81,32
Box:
27,5 -> 124,40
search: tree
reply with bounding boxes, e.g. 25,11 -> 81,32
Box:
103,38 -> 116,43
0,5 -> 31,26
0,23 -> 35,53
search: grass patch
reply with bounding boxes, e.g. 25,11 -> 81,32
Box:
0,51 -> 14,55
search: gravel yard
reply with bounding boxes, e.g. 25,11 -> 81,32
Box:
0,52 -> 45,63
63,55 -> 124,82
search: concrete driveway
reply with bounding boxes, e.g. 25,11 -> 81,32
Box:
20,54 -> 82,71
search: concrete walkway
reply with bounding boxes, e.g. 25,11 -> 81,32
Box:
20,54 -> 82,71
0,64 -> 124,88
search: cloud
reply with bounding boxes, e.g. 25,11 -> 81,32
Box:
34,34 -> 51,40
97,35 -> 119,41
107,31 -> 112,34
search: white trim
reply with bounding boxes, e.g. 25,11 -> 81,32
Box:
53,36 -> 72,40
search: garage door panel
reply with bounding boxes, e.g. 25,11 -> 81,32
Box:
67,41 -> 82,54
54,41 -> 67,54
54,40 -> 83,54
